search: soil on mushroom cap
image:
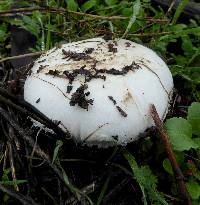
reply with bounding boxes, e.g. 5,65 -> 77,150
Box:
116,106 -> 127,117
108,43 -> 117,53
108,96 -> 117,105
62,49 -> 92,61
84,48 -> 94,54
62,61 -> 140,85
69,84 -> 93,110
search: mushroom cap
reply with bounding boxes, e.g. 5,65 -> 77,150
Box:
24,37 -> 173,146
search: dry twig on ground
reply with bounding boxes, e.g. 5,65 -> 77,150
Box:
150,104 -> 192,205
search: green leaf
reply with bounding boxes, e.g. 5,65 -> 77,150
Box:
186,181 -> 200,200
81,0 -> 96,12
1,168 -> 11,182
124,150 -> 168,205
194,171 -> 200,181
48,0 -> 57,7
11,15 -> 41,38
121,7 -> 132,16
52,140 -> 63,164
163,153 -> 184,175
0,180 -> 27,185
22,15 -> 40,36
122,0 -> 141,38
105,0 -> 118,6
168,24 -> 187,32
0,29 -> 7,43
179,27 -> 200,36
187,102 -> 200,136
18,0 -> 34,7
124,151 -> 147,205
0,23 -> 9,43
67,0 -> 78,11
172,0 -> 189,24
181,35 -> 195,56
163,159 -> 173,175
193,138 -> 200,149
165,117 -> 199,151
0,0 -> 13,11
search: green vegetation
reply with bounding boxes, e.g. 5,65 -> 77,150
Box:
164,102 -> 200,204
0,0 -> 200,204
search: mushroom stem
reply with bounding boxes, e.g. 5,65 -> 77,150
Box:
150,104 -> 192,205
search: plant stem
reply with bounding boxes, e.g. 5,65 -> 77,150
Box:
0,6 -> 167,23
150,104 -> 192,205
0,52 -> 44,64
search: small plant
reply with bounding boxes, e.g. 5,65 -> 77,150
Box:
124,151 -> 168,205
164,102 -> 200,204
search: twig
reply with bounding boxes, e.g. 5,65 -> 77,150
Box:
3,144 -> 8,170
102,178 -> 130,204
41,187 -> 60,205
0,94 -> 47,127
0,107 -> 50,161
127,31 -> 172,37
0,51 -> 44,64
166,0 -> 176,16
0,106 -> 65,183
0,107 -> 89,203
0,184 -> 38,205
152,0 -> 200,18
65,181 -> 97,205
150,104 -> 192,205
8,142 -> 19,192
0,89 -> 69,140
0,6 -> 167,23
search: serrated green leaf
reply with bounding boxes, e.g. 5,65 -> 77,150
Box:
124,151 -> 147,205
67,0 -> 78,11
81,0 -> 96,12
181,35 -> 195,56
187,102 -> 200,136
165,117 -> 199,151
186,181 -> 200,200
124,150 -> 168,205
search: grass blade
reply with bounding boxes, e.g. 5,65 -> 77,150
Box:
96,177 -> 110,205
52,140 -> 63,164
172,0 -> 189,24
122,0 -> 141,38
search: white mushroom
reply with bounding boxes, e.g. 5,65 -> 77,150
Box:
24,37 -> 173,146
